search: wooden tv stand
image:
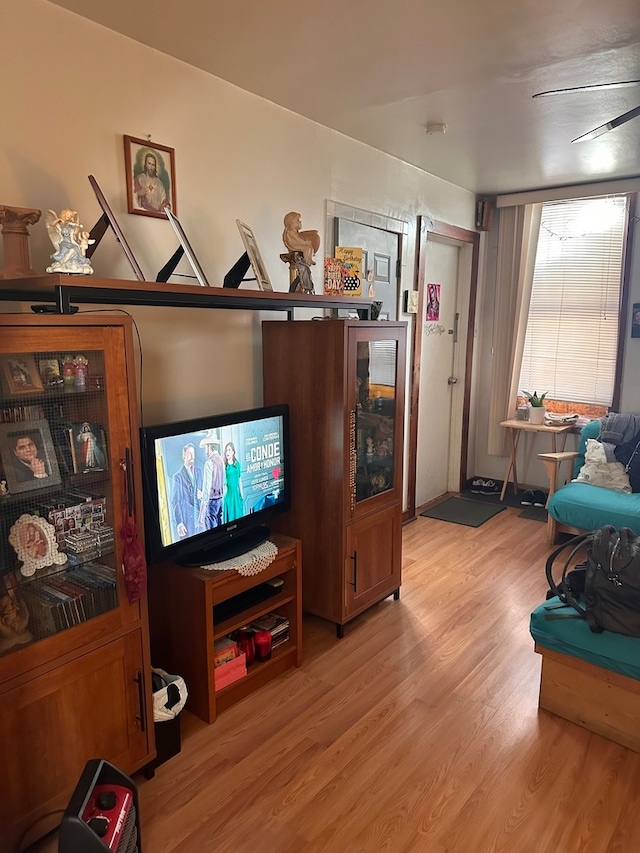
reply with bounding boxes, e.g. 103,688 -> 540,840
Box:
148,534 -> 302,724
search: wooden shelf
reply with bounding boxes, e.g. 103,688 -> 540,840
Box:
0,274 -> 374,318
148,533 -> 302,724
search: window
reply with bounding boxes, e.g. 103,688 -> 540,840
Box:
519,195 -> 629,409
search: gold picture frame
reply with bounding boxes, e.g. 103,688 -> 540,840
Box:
124,135 -> 177,219
1,354 -> 44,396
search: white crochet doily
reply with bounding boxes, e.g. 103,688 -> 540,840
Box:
201,539 -> 279,576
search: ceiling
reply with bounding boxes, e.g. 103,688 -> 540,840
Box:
48,0 -> 640,196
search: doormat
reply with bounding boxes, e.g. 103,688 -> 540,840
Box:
518,506 -> 547,523
420,496 -> 506,527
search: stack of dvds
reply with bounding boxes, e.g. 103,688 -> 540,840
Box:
249,612 -> 289,649
21,562 -> 117,639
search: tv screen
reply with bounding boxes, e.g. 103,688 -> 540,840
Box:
140,404 -> 290,566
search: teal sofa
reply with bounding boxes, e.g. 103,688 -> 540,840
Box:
540,418 -> 640,543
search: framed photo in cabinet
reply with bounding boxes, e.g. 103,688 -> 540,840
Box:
0,419 -> 61,494
8,513 -> 65,576
124,135 -> 177,218
1,354 -> 44,395
68,421 -> 108,473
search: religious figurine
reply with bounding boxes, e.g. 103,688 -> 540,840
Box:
281,211 -> 320,295
62,354 -> 75,386
45,208 -> 94,275
0,590 -> 32,653
73,354 -> 89,389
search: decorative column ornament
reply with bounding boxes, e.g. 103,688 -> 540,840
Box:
0,205 -> 41,279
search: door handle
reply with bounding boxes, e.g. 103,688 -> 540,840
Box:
447,376 -> 458,385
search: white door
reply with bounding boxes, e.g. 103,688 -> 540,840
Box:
415,238 -> 464,507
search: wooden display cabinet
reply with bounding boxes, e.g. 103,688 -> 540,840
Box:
148,533 -> 302,724
262,320 -> 406,636
0,315 -> 154,851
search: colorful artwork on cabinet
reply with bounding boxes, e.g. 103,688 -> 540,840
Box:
335,246 -> 363,296
426,283 -> 441,321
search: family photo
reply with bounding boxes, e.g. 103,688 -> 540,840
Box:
0,420 -> 62,494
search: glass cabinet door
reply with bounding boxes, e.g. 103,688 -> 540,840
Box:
350,329 -> 400,507
0,338 -> 120,660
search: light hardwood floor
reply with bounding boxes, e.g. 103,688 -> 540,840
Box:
30,506 -> 640,852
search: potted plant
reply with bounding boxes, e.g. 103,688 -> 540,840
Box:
522,390 -> 548,424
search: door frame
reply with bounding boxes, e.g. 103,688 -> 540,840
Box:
405,217 -> 480,521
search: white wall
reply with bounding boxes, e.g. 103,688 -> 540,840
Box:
1,0 -> 476,432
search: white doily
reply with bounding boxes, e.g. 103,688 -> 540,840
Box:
201,539 -> 279,576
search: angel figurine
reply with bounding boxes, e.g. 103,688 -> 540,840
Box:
45,208 -> 94,274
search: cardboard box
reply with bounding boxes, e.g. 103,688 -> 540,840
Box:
214,653 -> 247,690
213,637 -> 239,668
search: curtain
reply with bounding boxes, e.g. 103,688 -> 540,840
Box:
487,203 -> 542,455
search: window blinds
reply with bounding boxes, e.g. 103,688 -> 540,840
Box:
519,195 -> 628,406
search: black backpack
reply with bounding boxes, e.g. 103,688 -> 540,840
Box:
545,525 -> 640,637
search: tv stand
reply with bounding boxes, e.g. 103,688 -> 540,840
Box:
148,533 -> 302,724
176,524 -> 271,567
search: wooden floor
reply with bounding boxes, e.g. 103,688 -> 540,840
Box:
31,505 -> 640,852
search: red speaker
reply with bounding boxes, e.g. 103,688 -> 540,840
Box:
58,759 -> 142,853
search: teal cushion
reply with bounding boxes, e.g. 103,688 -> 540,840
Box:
547,480 -> 640,534
530,597 -> 640,680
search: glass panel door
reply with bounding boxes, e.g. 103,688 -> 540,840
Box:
354,336 -> 398,504
0,344 -> 118,657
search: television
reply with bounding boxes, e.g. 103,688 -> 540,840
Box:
140,404 -> 290,566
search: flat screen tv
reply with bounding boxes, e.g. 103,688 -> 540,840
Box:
140,404 -> 290,566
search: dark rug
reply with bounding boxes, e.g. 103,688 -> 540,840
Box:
518,506 -> 548,523
420,496 -> 507,527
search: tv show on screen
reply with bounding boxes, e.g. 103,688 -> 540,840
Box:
140,404 -> 290,566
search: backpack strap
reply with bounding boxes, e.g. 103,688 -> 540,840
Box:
545,532 -> 593,603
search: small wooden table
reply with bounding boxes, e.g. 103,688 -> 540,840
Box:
499,418 -> 574,500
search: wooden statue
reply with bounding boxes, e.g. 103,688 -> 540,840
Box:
282,211 -> 320,265
281,211 -> 320,294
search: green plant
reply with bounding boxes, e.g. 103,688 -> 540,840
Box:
522,390 -> 548,407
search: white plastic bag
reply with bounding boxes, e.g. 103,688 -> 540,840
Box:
151,667 -> 188,721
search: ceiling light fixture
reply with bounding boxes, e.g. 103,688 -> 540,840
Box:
425,122 -> 447,135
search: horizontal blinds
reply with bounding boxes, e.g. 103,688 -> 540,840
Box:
368,340 -> 397,387
519,195 -> 627,406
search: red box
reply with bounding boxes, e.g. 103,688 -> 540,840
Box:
214,653 -> 247,690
